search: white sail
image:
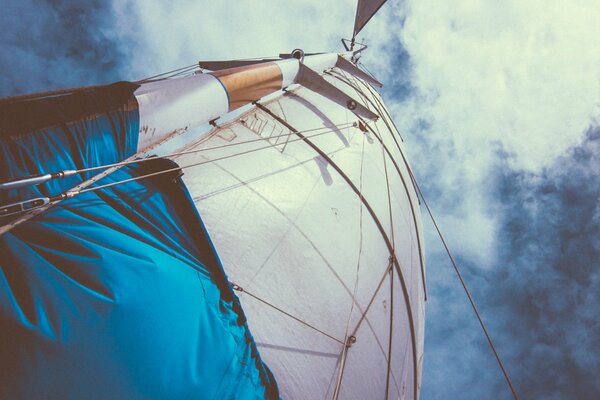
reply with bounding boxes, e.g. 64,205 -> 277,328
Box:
166,63 -> 426,399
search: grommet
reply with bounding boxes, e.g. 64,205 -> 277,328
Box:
358,121 -> 368,132
291,48 -> 305,60
346,335 -> 357,347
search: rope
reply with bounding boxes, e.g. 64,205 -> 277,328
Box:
230,283 -> 344,345
342,118 -> 365,344
1,124 -> 354,217
3,122 -> 355,187
72,125 -> 351,195
136,63 -> 200,84
0,122 -> 356,210
410,172 -> 521,400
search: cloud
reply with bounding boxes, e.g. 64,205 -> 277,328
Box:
377,0 -> 600,268
110,0 -> 356,79
417,127 -> 600,400
487,126 -> 600,399
0,0 -> 127,96
2,1 -> 599,399
396,0 -> 599,169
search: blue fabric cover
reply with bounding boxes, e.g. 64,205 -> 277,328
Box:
0,85 -> 278,399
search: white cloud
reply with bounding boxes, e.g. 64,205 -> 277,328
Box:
110,0 -> 599,268
396,0 -> 599,169
111,0 -> 355,79
371,0 -> 600,267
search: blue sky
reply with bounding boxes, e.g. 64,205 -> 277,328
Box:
2,1 -> 599,399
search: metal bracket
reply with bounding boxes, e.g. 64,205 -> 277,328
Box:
296,63 -> 378,120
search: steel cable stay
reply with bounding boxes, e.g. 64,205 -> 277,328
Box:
342,69 -> 422,204
229,282 -> 344,345
408,171 -> 522,400
0,124 -> 356,218
0,121 -> 356,192
351,73 -> 421,207
324,68 -> 428,297
336,65 -> 520,399
136,63 -> 200,84
355,113 -> 427,300
364,112 -> 428,303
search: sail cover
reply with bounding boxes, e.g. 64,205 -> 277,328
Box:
353,0 -> 388,37
0,85 -> 278,399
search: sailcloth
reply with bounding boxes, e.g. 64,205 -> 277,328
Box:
0,52 -> 424,399
168,63 -> 425,399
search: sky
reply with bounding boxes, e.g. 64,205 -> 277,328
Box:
2,0 -> 599,399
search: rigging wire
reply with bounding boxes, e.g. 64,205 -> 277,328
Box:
72,127 -> 349,195
136,63 -> 200,84
246,102 -> 421,400
409,171 -> 522,400
332,67 -> 428,299
1,121 -> 356,191
230,282 -> 344,345
1,122 -> 356,216
328,66 -> 516,398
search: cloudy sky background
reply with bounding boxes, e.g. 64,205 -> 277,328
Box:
2,1 -> 599,398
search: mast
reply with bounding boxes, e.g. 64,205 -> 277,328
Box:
134,52 -> 377,151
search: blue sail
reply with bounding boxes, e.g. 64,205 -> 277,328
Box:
0,84 -> 279,399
